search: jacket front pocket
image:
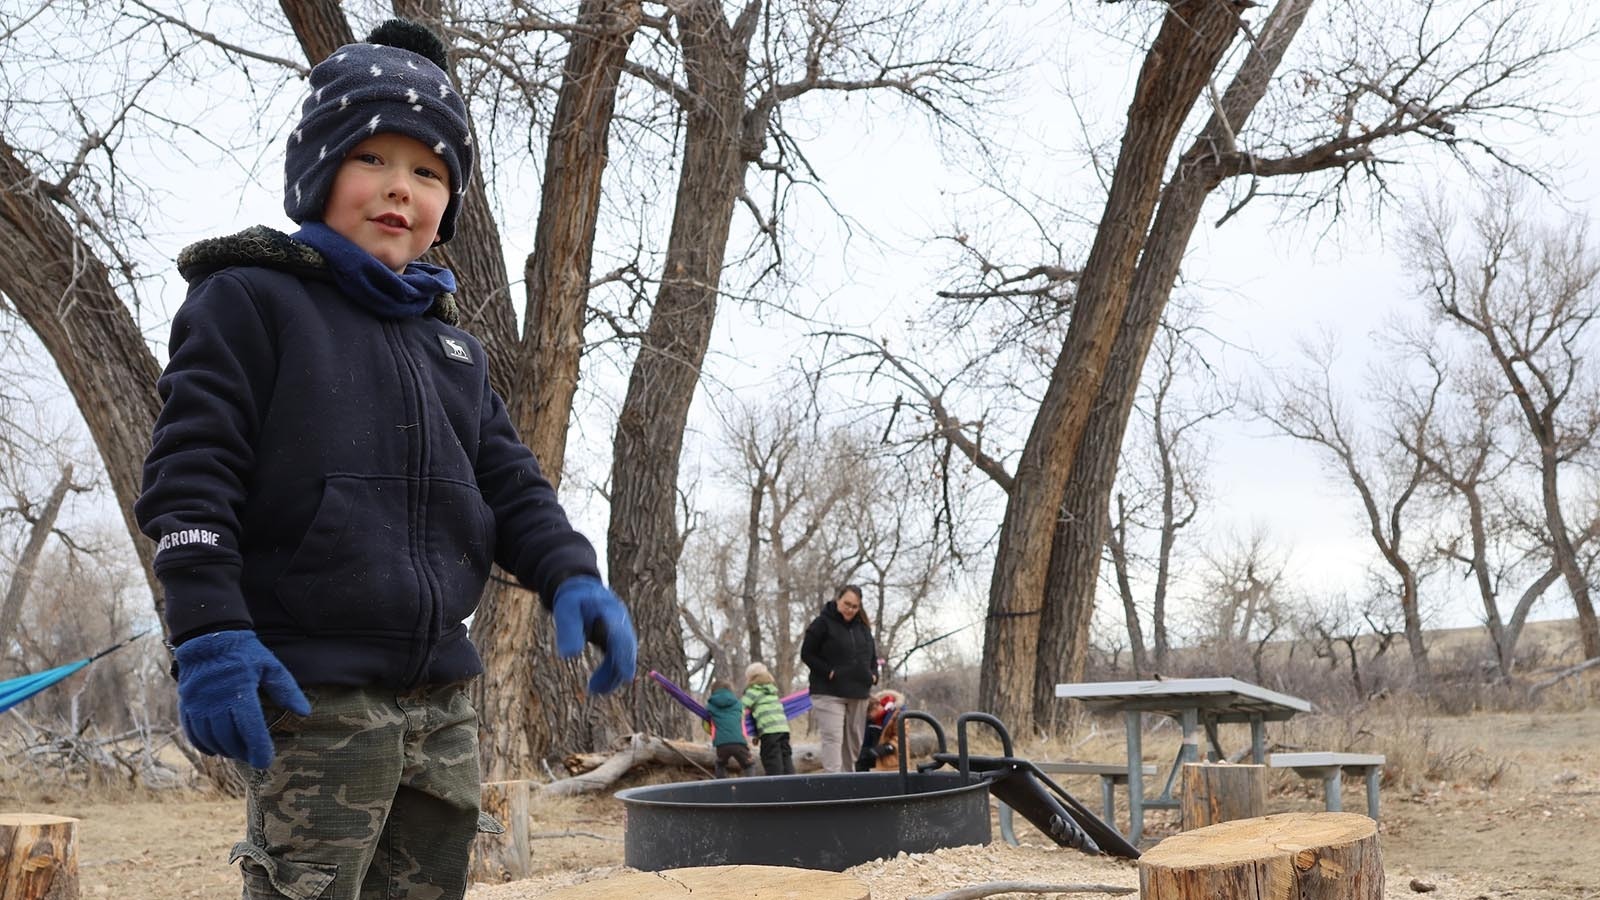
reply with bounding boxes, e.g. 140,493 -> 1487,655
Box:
424,477 -> 495,626
274,474 -> 421,634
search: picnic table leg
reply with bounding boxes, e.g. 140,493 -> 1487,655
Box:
1249,716 -> 1265,763
1364,767 -> 1380,820
998,801 -> 1018,846
1322,767 -> 1344,812
1178,708 -> 1200,766
1100,776 -> 1116,830
1203,717 -> 1223,761
1126,710 -> 1144,844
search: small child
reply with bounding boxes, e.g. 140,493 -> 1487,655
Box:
741,662 -> 794,775
706,679 -> 754,778
855,688 -> 906,771
134,19 -> 635,900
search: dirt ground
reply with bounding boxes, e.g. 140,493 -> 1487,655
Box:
16,706 -> 1599,899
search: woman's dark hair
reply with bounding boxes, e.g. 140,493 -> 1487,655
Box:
834,584 -> 869,628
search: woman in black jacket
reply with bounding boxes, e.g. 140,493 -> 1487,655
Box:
800,585 -> 878,773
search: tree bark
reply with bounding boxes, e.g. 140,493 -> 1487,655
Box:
0,138 -> 165,620
471,0 -> 641,780
0,466 -> 79,650
606,0 -> 760,738
469,780 -> 533,884
1179,763 -> 1266,830
983,0 -> 1248,724
0,813 -> 79,900
1031,0 -> 1314,718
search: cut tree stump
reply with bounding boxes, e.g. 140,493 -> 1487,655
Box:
540,864 -> 869,899
0,813 -> 79,900
1140,812 -> 1381,900
470,780 -> 532,883
1180,762 -> 1265,831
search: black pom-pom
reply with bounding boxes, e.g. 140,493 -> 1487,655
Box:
365,18 -> 449,71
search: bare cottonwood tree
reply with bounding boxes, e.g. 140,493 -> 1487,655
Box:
1407,180 -> 1600,660
1393,342 -> 1568,679
1253,337 -> 1439,682
679,389 -> 956,696
605,0 -> 997,735
1103,318 -> 1226,675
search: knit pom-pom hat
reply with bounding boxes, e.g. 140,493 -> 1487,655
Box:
284,19 -> 473,243
744,662 -> 773,685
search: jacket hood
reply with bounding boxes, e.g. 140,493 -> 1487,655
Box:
176,226 -> 459,326
707,687 -> 741,710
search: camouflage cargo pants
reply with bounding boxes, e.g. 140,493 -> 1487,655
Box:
231,682 -> 483,900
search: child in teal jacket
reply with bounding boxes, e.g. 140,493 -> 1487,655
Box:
706,680 -> 753,778
742,662 -> 795,775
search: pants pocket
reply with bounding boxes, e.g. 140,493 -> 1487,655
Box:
231,841 -> 337,900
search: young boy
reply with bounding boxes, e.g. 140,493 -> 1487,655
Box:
134,19 -> 636,900
741,662 -> 794,775
705,680 -> 753,778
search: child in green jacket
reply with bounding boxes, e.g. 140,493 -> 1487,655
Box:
742,663 -> 795,775
706,680 -> 754,778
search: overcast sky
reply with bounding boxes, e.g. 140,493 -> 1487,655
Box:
13,0 -> 1600,659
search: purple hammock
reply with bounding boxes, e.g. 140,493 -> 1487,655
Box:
648,670 -> 811,736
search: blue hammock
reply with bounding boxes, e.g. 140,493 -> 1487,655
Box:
0,632 -> 147,714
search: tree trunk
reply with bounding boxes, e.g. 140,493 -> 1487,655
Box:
1505,565 -> 1560,675
0,466 -> 77,649
982,0 -> 1248,724
0,813 -> 79,900
1024,0 -> 1299,721
606,0 -> 758,738
740,477 -> 767,664
1140,812 -> 1381,900
1107,498 -> 1148,677
1393,560 -> 1431,683
0,138 -> 165,619
1539,445 -> 1600,659
471,0 -> 641,779
276,0 -> 352,62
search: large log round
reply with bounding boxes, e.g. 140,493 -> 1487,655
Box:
0,813 -> 79,900
469,780 -> 532,883
1179,762 -> 1265,831
1140,812 -> 1380,900
540,864 -> 869,899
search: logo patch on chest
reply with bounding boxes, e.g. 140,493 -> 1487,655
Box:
438,335 -> 472,364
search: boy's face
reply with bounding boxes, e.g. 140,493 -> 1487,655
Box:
323,132 -> 451,273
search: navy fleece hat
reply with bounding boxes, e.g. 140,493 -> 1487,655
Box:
284,19 -> 473,243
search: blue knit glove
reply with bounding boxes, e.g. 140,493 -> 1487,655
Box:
173,630 -> 310,770
552,576 -> 637,695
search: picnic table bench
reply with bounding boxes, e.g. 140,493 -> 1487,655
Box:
1268,751 -> 1385,820
996,761 -> 1157,845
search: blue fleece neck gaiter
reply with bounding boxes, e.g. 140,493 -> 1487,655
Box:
292,222 -> 456,319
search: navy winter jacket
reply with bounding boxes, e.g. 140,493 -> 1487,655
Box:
800,601 -> 877,699
135,228 -> 600,687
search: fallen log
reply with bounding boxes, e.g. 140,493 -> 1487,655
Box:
541,864 -> 869,899
908,881 -> 1135,900
559,731 -> 938,788
1529,655 -> 1600,698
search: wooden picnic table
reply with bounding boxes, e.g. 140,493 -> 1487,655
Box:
1054,677 -> 1312,843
